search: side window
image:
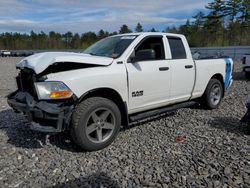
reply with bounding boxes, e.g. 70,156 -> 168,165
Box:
167,37 -> 187,59
135,37 -> 165,60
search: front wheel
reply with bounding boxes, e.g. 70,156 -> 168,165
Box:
202,79 -> 223,109
71,97 -> 121,151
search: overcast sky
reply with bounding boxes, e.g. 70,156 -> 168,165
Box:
0,0 -> 212,33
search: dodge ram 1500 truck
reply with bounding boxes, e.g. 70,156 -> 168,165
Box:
7,33 -> 233,151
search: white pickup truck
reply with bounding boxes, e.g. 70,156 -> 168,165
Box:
8,32 -> 233,151
242,54 -> 250,79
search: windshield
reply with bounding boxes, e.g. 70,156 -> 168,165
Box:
83,35 -> 137,58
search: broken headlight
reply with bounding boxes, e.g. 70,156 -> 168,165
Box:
34,81 -> 73,100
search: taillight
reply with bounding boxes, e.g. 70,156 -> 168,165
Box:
242,57 -> 246,64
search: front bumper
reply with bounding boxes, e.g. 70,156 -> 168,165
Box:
7,91 -> 74,132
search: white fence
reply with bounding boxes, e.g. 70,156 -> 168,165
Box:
191,46 -> 250,60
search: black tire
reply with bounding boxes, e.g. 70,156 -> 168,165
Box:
202,78 -> 223,109
71,97 -> 121,151
246,72 -> 250,79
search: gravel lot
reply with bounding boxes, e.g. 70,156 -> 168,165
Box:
0,57 -> 250,188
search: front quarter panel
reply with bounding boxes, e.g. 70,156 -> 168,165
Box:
46,62 -> 128,102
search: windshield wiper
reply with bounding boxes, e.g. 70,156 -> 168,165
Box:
85,52 -> 109,57
88,53 -> 108,57
83,52 -> 96,56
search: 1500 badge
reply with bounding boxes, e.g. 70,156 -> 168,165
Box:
132,91 -> 143,97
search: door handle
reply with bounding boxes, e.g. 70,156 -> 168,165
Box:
159,67 -> 169,71
185,65 -> 193,69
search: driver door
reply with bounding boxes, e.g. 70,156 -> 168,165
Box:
126,36 -> 171,113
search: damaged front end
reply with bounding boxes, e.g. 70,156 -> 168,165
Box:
8,52 -> 113,133
7,68 -> 75,132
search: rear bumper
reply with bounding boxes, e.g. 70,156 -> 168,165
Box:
7,91 -> 74,133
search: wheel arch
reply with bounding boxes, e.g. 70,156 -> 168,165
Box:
77,88 -> 129,127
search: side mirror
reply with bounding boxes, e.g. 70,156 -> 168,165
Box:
134,49 -> 156,62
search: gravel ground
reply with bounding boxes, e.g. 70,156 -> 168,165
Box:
0,57 -> 250,188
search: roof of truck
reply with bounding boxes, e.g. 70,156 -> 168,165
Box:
115,32 -> 184,38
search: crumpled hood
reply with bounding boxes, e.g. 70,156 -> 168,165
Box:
16,52 -> 114,74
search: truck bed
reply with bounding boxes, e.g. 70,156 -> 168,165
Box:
191,58 -> 233,99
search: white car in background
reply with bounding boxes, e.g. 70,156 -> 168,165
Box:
242,54 -> 250,79
1,50 -> 11,57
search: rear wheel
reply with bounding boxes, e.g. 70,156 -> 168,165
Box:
202,79 -> 223,109
71,97 -> 121,151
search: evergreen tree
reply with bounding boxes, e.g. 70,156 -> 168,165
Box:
166,26 -> 178,33
104,31 -> 109,37
205,0 -> 226,18
150,28 -> 157,32
224,0 -> 242,22
205,0 -> 227,46
63,32 -> 73,48
98,29 -> 105,39
81,32 -> 97,49
30,30 -> 38,49
179,19 -> 191,36
71,33 -> 81,49
119,24 -> 132,34
135,23 -> 143,32
190,12 -> 206,47
238,0 -> 250,44
239,0 -> 250,27
109,31 -> 118,36
193,11 -> 206,28
48,31 -> 57,49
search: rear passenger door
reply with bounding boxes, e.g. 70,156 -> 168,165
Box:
166,36 -> 195,103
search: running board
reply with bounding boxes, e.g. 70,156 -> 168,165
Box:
129,101 -> 198,122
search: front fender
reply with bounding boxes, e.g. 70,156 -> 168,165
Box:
46,64 -> 128,103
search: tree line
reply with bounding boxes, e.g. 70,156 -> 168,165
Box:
0,0 -> 249,49
177,0 -> 250,47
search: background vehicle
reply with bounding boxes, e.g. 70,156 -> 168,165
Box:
1,50 -> 11,57
242,54 -> 250,79
7,32 -> 233,151
241,100 -> 250,134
